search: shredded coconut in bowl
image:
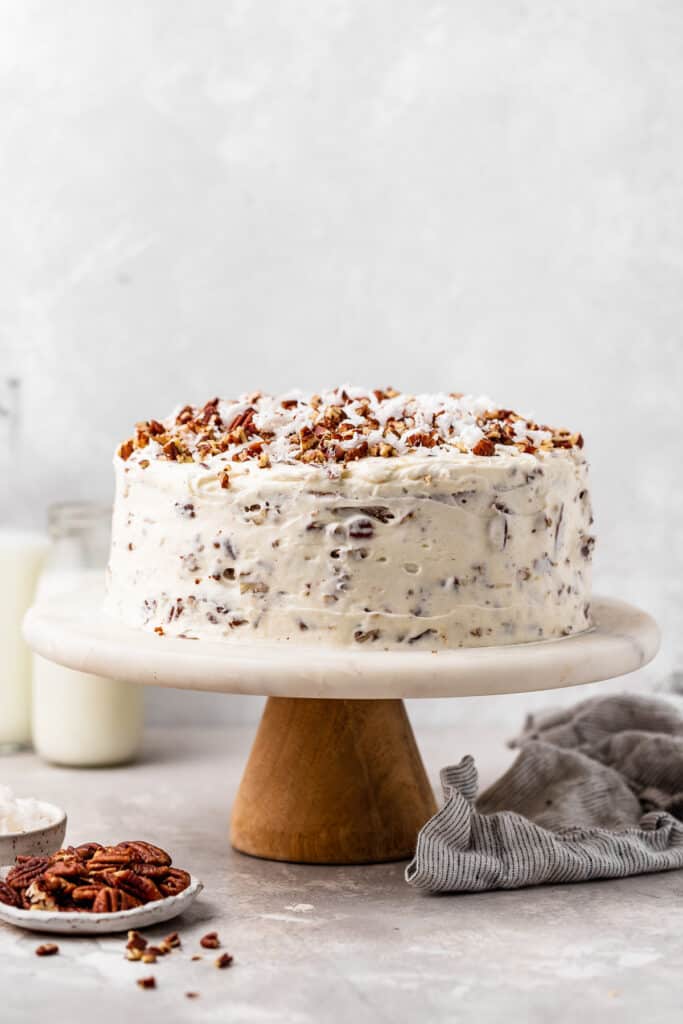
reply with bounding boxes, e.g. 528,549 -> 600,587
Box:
0,785 -> 61,835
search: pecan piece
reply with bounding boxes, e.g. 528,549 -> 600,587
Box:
158,868 -> 191,897
215,953 -> 233,969
137,976 -> 156,989
72,883 -> 107,905
6,857 -> 49,890
47,846 -> 79,862
126,930 -> 147,952
25,879 -> 60,911
117,841 -> 172,867
472,437 -> 495,457
74,842 -> 104,861
44,856 -> 87,879
159,931 -> 180,952
0,881 -> 20,908
103,869 -> 163,903
35,944 -> 59,957
132,864 -> 169,880
89,846 -> 136,870
118,439 -> 134,461
40,874 -> 77,901
200,932 -> 220,949
92,887 -> 141,913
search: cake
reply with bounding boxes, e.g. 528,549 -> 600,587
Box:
105,388 -> 594,649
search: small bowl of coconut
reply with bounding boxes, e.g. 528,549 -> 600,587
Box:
0,785 -> 67,865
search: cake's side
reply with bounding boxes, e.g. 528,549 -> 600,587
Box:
105,387 -> 593,649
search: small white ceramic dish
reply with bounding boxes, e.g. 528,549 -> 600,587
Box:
0,868 -> 203,934
0,805 -> 67,865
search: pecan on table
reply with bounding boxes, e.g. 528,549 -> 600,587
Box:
35,944 -> 59,957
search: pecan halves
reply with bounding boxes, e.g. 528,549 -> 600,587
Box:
35,944 -> 59,957
6,857 -> 49,890
25,879 -> 60,911
44,857 -> 88,879
102,869 -> 163,903
117,841 -> 172,866
47,846 -> 80,863
92,887 -> 141,913
90,840 -> 171,870
158,868 -> 191,897
132,864 -> 170,880
71,883 -> 107,906
74,842 -> 104,861
4,838 -> 185,915
89,847 -> 136,870
0,881 -> 20,908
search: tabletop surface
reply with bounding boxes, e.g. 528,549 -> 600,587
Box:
1,722 -> 681,1024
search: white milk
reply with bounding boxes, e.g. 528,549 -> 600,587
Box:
32,569 -> 143,767
0,530 -> 48,750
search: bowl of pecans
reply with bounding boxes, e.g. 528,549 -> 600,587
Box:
0,839 -> 202,934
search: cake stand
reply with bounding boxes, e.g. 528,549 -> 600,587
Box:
24,584 -> 660,866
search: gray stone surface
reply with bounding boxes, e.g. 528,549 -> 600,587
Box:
1,724 -> 682,1023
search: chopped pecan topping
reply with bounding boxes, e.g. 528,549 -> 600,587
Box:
117,390 -> 585,468
35,944 -> 59,957
472,438 -> 495,457
215,953 -> 234,969
200,932 -> 220,949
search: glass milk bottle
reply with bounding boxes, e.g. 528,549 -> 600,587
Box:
32,502 -> 144,767
0,378 -> 49,752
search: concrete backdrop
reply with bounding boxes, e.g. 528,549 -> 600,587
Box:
2,0 -> 681,727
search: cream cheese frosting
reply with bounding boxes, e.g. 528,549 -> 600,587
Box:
105,389 -> 594,649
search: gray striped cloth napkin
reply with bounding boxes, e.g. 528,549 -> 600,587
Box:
406,694 -> 683,893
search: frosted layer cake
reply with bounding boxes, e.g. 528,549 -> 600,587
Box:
105,388 -> 594,649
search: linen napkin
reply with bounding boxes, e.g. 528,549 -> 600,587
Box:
406,694 -> 683,893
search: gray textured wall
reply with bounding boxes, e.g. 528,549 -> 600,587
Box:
2,1 -> 681,725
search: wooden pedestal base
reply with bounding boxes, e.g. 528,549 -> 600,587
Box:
230,697 -> 437,865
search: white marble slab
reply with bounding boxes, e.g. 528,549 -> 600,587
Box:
24,583 -> 659,699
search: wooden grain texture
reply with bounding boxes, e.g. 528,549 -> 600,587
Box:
230,697 -> 438,864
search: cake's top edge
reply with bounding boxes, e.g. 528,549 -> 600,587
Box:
117,387 -> 584,474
